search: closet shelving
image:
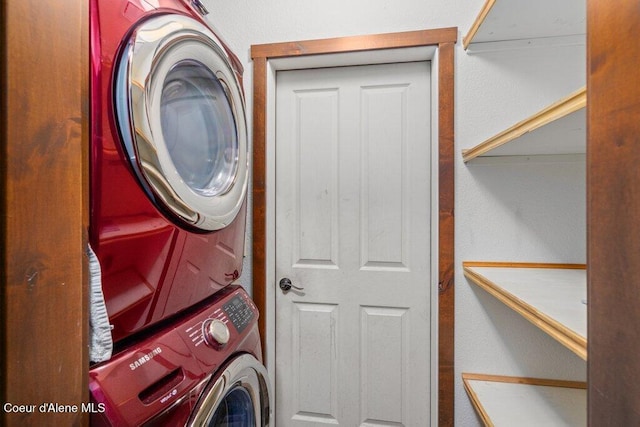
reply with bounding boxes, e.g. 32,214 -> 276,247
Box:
463,0 -> 586,50
462,373 -> 587,426
463,262 -> 587,360
461,0 -> 587,425
462,87 -> 586,162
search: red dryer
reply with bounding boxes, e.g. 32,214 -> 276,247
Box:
90,286 -> 271,425
90,0 -> 249,343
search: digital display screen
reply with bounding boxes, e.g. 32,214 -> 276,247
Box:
223,295 -> 255,333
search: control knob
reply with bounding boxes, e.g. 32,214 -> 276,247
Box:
203,319 -> 230,348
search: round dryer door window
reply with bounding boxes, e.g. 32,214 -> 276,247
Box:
189,354 -> 271,426
115,14 -> 248,231
208,386 -> 256,425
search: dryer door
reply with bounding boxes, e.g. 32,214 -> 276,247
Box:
189,354 -> 272,426
115,14 -> 248,231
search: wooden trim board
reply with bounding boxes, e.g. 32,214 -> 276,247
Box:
463,261 -> 586,270
252,29 -> 457,425
1,1 -> 89,425
437,39 -> 456,427
251,55 -> 268,359
463,373 -> 587,427
463,262 -> 587,360
463,373 -> 587,389
251,28 -> 457,59
462,87 -> 586,162
587,0 -> 640,423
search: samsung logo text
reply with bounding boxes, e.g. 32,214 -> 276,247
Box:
129,347 -> 162,371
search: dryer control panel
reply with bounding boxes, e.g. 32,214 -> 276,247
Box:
223,294 -> 255,333
89,285 -> 262,427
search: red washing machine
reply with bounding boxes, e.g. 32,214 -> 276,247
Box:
89,0 -> 249,343
90,285 -> 271,426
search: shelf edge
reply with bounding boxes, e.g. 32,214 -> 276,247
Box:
463,261 -> 586,270
463,264 -> 587,360
462,373 -> 587,389
462,87 -> 587,162
466,34 -> 585,54
463,376 -> 494,427
463,0 -> 497,50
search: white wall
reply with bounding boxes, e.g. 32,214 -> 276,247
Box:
202,1 -> 587,424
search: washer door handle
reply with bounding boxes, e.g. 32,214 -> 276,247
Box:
279,278 -> 304,292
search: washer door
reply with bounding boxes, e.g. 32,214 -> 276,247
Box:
189,354 -> 272,426
115,14 -> 248,231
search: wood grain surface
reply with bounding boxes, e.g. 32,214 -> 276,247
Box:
1,1 -> 89,425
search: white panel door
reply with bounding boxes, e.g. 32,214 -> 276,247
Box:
275,61 -> 432,426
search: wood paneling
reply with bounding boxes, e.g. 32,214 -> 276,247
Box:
1,1 -> 88,425
587,0 -> 640,424
251,28 -> 456,426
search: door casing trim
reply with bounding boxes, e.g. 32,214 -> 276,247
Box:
251,28 -> 456,425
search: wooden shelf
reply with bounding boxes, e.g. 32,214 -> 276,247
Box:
463,0 -> 586,50
462,87 -> 586,162
463,373 -> 587,426
463,262 -> 587,360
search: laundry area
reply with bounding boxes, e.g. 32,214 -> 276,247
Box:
1,0 -> 639,426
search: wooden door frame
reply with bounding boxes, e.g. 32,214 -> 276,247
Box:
587,0 -> 640,423
251,28 -> 456,425
1,0 -> 89,425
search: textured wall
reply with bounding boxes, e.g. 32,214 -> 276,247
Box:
201,1 -> 587,424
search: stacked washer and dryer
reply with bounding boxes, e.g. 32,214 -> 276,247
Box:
88,0 -> 271,425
